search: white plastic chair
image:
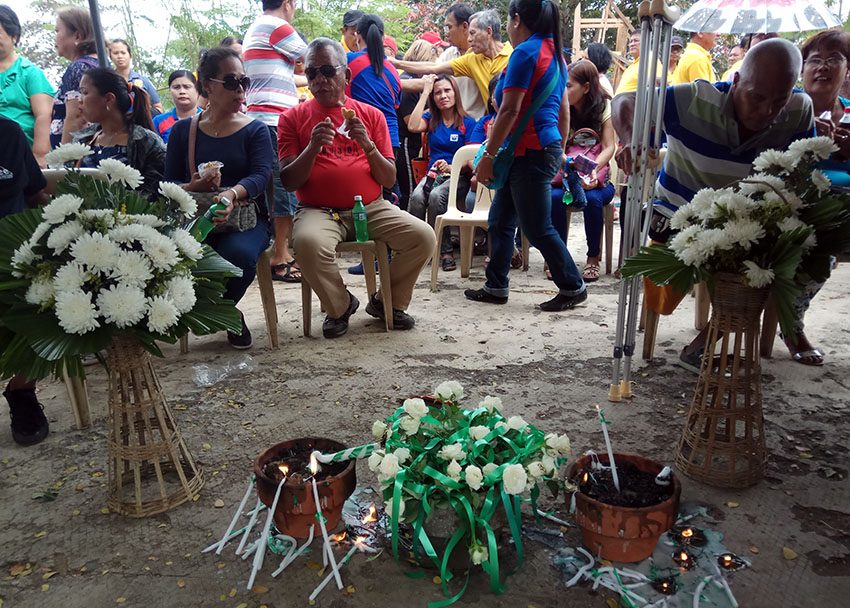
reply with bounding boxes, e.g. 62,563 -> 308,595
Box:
430,145 -> 494,291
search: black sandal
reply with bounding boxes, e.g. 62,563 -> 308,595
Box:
441,255 -> 457,271
271,261 -> 302,283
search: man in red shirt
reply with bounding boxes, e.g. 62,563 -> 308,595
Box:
279,38 -> 435,339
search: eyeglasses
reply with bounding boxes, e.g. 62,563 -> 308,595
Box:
305,65 -> 346,81
804,56 -> 846,69
208,75 -> 251,90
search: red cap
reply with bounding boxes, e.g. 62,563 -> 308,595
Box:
383,35 -> 398,56
419,31 -> 449,48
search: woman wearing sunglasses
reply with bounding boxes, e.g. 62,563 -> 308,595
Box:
164,47 -> 273,349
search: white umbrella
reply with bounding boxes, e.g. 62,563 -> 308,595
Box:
675,0 -> 842,33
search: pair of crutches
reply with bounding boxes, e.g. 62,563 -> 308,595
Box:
609,0 -> 680,402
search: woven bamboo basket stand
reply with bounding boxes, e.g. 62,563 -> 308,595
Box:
674,273 -> 770,488
106,334 -> 204,517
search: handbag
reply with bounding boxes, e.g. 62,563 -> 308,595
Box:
187,113 -> 257,234
565,128 -> 610,185
474,75 -> 559,190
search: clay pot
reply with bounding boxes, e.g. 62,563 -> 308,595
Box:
254,438 -> 357,539
567,453 -> 680,563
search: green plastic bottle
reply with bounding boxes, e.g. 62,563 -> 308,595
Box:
562,189 -> 573,206
189,201 -> 228,242
353,195 -> 369,243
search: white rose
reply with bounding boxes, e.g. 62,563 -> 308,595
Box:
464,465 -> 483,491
478,395 -> 502,413
367,451 -> 384,472
502,463 -> 528,495
434,380 -> 464,402
400,415 -> 420,435
393,447 -> 411,464
482,463 -> 498,478
469,425 -> 490,441
402,398 -> 429,419
379,453 -> 400,480
470,545 -> 489,565
507,415 -> 528,431
446,459 -> 462,480
372,420 -> 387,439
541,455 -> 557,475
438,443 -> 467,461
545,433 -> 571,456
494,421 -> 507,431
527,461 -> 546,479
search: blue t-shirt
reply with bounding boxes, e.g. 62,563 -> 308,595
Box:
495,33 -> 566,156
128,69 -> 161,114
422,111 -> 476,166
346,50 -> 401,147
819,96 -> 850,188
153,107 -> 202,143
468,113 -> 496,145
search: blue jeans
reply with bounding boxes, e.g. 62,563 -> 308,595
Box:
484,144 -> 585,298
551,182 -> 615,257
207,215 -> 272,304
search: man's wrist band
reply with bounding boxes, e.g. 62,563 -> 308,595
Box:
482,151 -> 496,160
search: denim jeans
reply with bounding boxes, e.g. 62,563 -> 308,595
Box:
207,214 -> 272,304
484,144 -> 585,298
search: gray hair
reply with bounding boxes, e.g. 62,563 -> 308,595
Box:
738,38 -> 802,83
305,37 -> 347,67
470,9 -> 501,42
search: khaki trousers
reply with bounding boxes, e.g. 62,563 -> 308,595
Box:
293,199 -> 436,319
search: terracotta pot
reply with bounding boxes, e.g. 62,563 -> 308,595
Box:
567,453 -> 680,562
254,438 -> 357,539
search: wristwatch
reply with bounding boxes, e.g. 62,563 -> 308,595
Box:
482,150 -> 496,160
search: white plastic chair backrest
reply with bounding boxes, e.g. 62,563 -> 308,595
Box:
471,182 -> 493,214
42,168 -> 106,196
446,145 -> 480,212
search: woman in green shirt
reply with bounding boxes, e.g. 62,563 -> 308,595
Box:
0,6 -> 54,167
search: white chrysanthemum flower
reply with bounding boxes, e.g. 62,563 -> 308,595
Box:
478,395 -> 503,413
804,232 -> 818,250
502,463 -> 528,495
146,295 -> 180,333
53,262 -> 88,293
25,278 -> 55,307
470,544 -> 488,565
469,425 -> 490,441
144,233 -> 181,271
669,224 -> 702,258
811,169 -> 831,194
44,143 -> 92,168
372,420 -> 387,439
399,414 -> 420,435
717,192 -> 755,220
393,447 -> 410,464
670,203 -> 697,231
777,216 -> 806,232
10,243 -> 36,276
434,380 -> 464,402
689,188 -> 726,217
402,397 -> 429,419
70,232 -> 122,272
170,228 -> 203,261
128,214 -> 166,228
693,228 -> 730,262
78,209 -> 117,228
446,459 -> 462,481
96,284 -> 147,328
98,158 -> 143,189
108,223 -> 161,245
465,465 -> 483,490
752,148 -> 796,174
787,136 -> 837,161
158,182 -> 198,217
742,260 -> 774,288
110,250 -> 154,288
438,443 -> 467,461
28,221 -> 51,246
42,194 -> 84,224
724,219 -> 765,250
739,175 -> 788,196
482,463 -> 498,478
47,220 -> 85,253
55,290 -> 100,334
165,274 -> 196,314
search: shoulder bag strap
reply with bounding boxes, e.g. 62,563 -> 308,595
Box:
187,112 -> 200,178
501,72 -> 560,156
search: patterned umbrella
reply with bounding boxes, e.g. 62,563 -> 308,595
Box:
675,0 -> 842,33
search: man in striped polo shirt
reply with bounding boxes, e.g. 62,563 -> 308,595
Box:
244,0 -> 307,282
644,39 -> 815,369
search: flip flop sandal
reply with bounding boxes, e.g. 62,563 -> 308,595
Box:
272,261 -> 302,283
792,349 -> 824,366
582,263 -> 600,282
441,255 -> 457,271
510,249 -> 523,269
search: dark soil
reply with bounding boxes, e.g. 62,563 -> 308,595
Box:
577,461 -> 674,508
262,450 -> 349,485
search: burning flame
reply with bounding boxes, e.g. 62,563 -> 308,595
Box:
278,464 -> 290,475
309,452 -> 319,475
362,505 -> 378,524
330,531 -> 347,543
679,551 -> 689,562
722,554 -> 733,566
681,528 -> 694,539
581,472 -> 589,484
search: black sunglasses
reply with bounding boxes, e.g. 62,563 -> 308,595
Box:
208,75 -> 250,91
305,65 -> 345,81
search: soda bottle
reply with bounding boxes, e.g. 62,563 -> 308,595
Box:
353,195 -> 369,242
189,201 -> 229,242
840,107 -> 850,126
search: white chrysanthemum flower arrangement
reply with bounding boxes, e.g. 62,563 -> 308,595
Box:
623,136 -> 850,337
0,146 -> 243,380
368,382 -> 571,579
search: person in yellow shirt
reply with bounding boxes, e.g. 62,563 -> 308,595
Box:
614,29 -> 668,96
389,9 -> 511,111
671,32 -> 717,84
722,42 -> 746,81
340,9 -> 363,53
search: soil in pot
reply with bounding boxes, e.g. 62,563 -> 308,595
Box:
577,461 -> 674,508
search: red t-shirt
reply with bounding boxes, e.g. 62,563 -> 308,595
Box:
278,97 -> 393,209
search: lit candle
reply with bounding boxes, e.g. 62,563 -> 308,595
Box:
595,405 -> 620,492
207,476 -> 255,555
673,549 -> 695,570
720,554 -> 734,569
308,537 -> 376,602
309,453 -> 344,590
681,528 -> 694,541
235,499 -> 263,555
248,465 -> 288,590
713,560 -> 739,607
272,525 -> 314,577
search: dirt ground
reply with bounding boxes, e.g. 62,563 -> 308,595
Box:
2,222 -> 849,608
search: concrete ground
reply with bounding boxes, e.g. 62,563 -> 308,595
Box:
1,220 -> 848,608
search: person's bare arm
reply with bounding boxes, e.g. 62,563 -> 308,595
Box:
30,93 -> 53,168
558,92 -> 570,152
611,93 -> 636,174
26,189 -> 49,208
596,118 -> 617,169
61,97 -> 86,144
401,78 -> 425,93
389,58 -> 453,76
407,75 -> 434,133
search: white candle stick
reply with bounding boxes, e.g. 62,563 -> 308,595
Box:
712,562 -> 739,608
248,469 -> 288,590
236,498 -> 264,555
309,454 -> 343,590
272,525 -> 314,577
309,544 -> 357,602
210,476 -> 255,555
313,443 -> 379,464
595,404 -> 621,492
693,576 -> 711,608
202,525 -> 246,554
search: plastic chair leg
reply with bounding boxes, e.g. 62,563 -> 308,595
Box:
459,225 -> 474,278
179,335 -> 189,354
430,217 -> 444,291
375,241 -> 393,331
362,250 -> 377,298
642,308 -> 659,361
521,235 -> 530,271
256,250 -> 279,349
760,299 -> 778,358
694,282 -> 710,331
301,279 -> 312,337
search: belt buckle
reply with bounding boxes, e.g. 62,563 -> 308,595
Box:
332,211 -> 341,222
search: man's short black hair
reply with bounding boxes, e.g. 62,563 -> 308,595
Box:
262,0 -> 285,11
446,3 -> 473,25
342,9 -> 364,27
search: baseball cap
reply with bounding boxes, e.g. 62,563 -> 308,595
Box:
671,36 -> 684,49
384,35 -> 398,56
342,10 -> 364,27
419,31 -> 449,48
